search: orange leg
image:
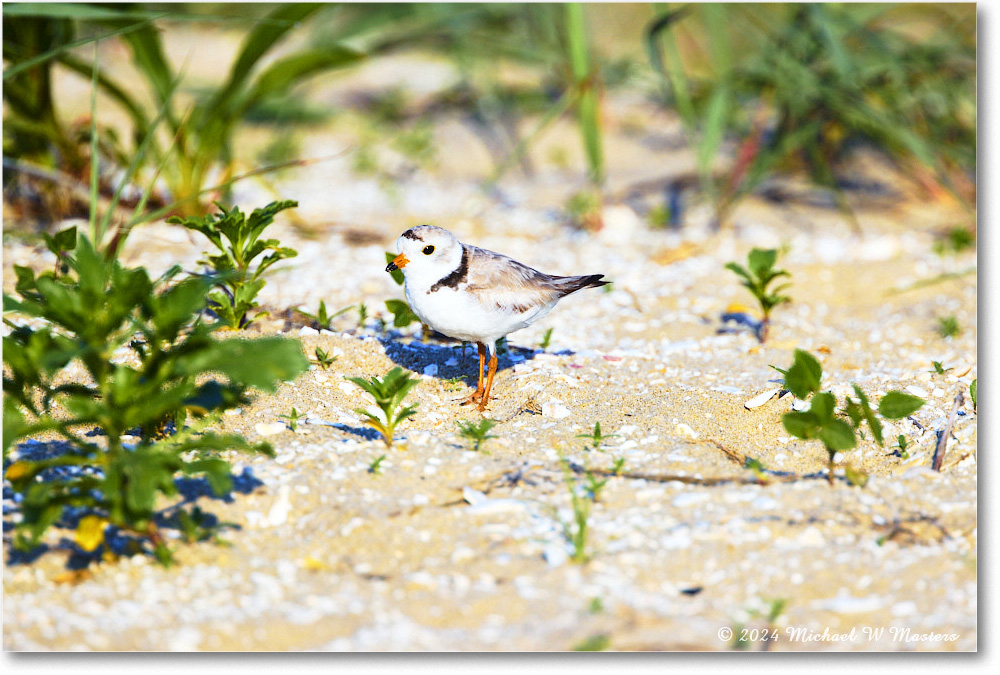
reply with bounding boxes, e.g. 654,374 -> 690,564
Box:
460,343 -> 487,406
477,352 -> 499,411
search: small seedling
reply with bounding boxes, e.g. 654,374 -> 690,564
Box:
588,597 -> 604,614
611,457 -> 626,475
385,299 -> 420,328
168,200 -> 298,330
539,327 -> 554,350
970,379 -> 977,412
279,407 -> 303,431
893,434 -> 911,459
347,367 -> 419,448
584,469 -> 609,502
560,457 -> 591,563
930,360 -> 953,375
725,248 -> 791,343
456,418 -> 498,453
774,349 -> 925,485
300,300 -> 352,330
576,422 -> 617,452
314,347 -> 337,370
357,303 -> 368,327
442,376 -> 465,391
938,316 -> 960,338
368,454 -> 387,475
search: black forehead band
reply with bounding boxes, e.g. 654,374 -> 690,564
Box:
401,230 -> 423,241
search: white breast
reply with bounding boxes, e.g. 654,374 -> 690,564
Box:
405,283 -> 555,344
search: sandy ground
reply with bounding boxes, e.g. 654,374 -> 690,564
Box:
2,45 -> 977,652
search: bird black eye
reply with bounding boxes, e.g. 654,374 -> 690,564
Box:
422,245 -> 435,255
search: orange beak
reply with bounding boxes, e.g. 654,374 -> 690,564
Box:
386,252 -> 409,272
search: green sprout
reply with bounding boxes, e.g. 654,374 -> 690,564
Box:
938,316 -> 960,338
584,469 -> 609,502
611,457 -> 626,476
559,457 -> 591,563
576,422 -> 617,452
774,349 -> 925,485
456,418 -> 498,453
347,367 -> 419,448
725,248 -> 791,342
368,454 -> 387,475
279,407 -> 303,432
357,303 -> 368,327
930,360 -> 953,375
933,226 -> 976,255
168,200 -> 298,330
300,300 -> 352,331
539,327 -> 554,350
970,379 -> 977,413
893,434 -> 911,460
314,347 -> 337,370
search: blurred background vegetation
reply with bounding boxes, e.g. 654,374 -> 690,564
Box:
2,2 -> 976,233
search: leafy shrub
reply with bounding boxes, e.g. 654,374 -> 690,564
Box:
725,248 -> 791,342
774,349 -> 924,485
347,367 -> 419,447
3,237 -> 309,562
169,200 -> 298,330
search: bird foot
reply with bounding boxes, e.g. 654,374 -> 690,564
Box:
458,390 -> 484,406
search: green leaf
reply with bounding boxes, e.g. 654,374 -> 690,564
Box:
818,419 -> 857,451
851,384 -> 883,446
747,248 -> 777,279
385,252 -> 405,285
782,410 -> 820,439
178,337 -> 309,392
878,391 -> 926,419
782,349 -> 823,399
808,391 -> 836,424
385,299 -> 419,327
970,379 -> 977,410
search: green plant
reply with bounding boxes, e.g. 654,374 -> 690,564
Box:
539,327 -> 554,350
357,303 -> 369,327
938,316 -> 961,338
385,299 -> 420,329
565,2 -> 603,185
575,422 -> 617,453
774,349 -> 925,485
933,226 -> 976,255
572,634 -> 610,652
168,200 -> 297,330
564,189 -> 603,230
559,457 -> 591,563
647,4 -> 975,227
725,248 -> 791,342
611,457 -> 626,475
279,407 -> 303,432
456,418 -> 498,453
930,360 -> 953,375
970,379 -> 977,413
314,347 -> 337,370
368,454 -> 386,475
893,434 -> 911,459
347,367 -> 419,448
300,300 -> 352,331
3,237 -> 309,563
584,469 -> 609,502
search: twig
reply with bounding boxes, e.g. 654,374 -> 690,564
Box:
932,390 -> 964,471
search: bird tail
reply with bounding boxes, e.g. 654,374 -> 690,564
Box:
554,274 -> 609,297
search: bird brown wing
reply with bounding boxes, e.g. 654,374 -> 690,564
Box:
463,245 -> 607,314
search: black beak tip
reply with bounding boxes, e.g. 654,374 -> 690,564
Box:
386,262 -> 398,273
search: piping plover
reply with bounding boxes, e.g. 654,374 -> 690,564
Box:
386,225 -> 608,410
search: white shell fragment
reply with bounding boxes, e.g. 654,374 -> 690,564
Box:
254,422 -> 287,437
744,388 -> 782,410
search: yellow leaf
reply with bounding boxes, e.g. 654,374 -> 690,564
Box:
5,461 -> 31,480
74,515 -> 107,552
